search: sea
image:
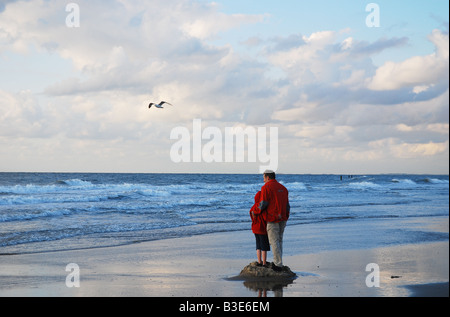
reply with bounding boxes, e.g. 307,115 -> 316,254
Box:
0,173 -> 448,255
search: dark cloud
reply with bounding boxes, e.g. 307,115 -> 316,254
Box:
0,0 -> 23,12
266,34 -> 306,52
349,37 -> 409,56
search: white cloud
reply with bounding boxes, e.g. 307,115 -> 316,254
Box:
367,29 -> 449,91
0,89 -> 47,137
373,138 -> 449,159
0,1 -> 448,173
1,0 -> 270,119
182,5 -> 264,40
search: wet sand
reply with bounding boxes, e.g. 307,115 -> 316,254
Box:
0,225 -> 448,297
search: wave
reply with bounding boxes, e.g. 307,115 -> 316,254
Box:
391,177 -> 449,186
57,179 -> 95,187
282,181 -> 308,191
0,178 -> 314,202
348,181 -> 382,190
0,184 -> 66,195
421,178 -> 449,184
0,179 -> 147,195
0,179 -> 95,195
0,220 -> 195,248
0,179 -> 176,206
0,208 -> 75,223
1,173 -> 448,254
0,192 -> 124,206
391,178 -> 416,185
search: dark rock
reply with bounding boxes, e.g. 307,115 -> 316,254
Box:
238,262 -> 297,281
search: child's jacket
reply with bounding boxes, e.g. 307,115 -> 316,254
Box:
250,191 -> 267,235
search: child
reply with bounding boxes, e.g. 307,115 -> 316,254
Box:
249,191 -> 270,267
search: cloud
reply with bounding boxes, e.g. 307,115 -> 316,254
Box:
0,1 -> 448,173
367,29 -> 449,91
0,89 -> 48,137
264,27 -> 448,173
343,36 -> 409,56
265,28 -> 448,123
0,0 -> 17,12
1,0 -> 273,127
1,1 -> 262,80
371,138 -> 449,159
182,3 -> 265,40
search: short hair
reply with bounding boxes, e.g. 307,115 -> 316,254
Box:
264,172 -> 276,180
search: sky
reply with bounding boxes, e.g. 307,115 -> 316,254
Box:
0,0 -> 448,174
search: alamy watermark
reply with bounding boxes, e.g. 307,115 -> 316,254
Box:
365,263 -> 380,288
65,3 -> 80,28
170,119 -> 278,173
66,263 -> 80,288
366,3 -> 380,28
65,3 -> 380,29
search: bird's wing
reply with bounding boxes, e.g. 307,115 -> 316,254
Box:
149,103 -> 155,108
160,101 -> 173,106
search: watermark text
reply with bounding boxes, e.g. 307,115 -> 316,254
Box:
65,263 -> 80,288
365,263 -> 380,288
65,3 -> 80,28
366,3 -> 380,28
170,119 -> 278,173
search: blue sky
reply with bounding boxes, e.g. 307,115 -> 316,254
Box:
0,0 -> 448,174
215,1 -> 447,60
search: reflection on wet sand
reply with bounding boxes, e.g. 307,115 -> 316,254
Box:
243,278 -> 295,297
226,261 -> 299,297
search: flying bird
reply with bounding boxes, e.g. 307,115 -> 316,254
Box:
149,101 -> 173,109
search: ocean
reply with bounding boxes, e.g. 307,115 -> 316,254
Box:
0,173 -> 448,255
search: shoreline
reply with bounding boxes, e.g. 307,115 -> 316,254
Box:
0,226 -> 448,297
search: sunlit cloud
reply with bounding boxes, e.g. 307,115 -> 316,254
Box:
0,0 -> 448,173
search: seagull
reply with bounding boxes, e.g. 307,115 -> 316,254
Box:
149,101 -> 173,109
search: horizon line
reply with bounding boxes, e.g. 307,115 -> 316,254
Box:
0,171 -> 448,176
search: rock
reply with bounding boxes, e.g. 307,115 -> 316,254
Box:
225,262 -> 297,294
238,262 -> 297,281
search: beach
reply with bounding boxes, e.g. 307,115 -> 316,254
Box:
0,222 -> 448,297
1,173 -> 448,298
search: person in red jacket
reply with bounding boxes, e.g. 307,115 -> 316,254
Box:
258,170 -> 290,272
250,191 -> 270,267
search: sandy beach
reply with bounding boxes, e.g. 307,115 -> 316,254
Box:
0,222 -> 448,298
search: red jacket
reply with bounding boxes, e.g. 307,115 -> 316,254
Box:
250,191 -> 267,235
259,179 -> 290,223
